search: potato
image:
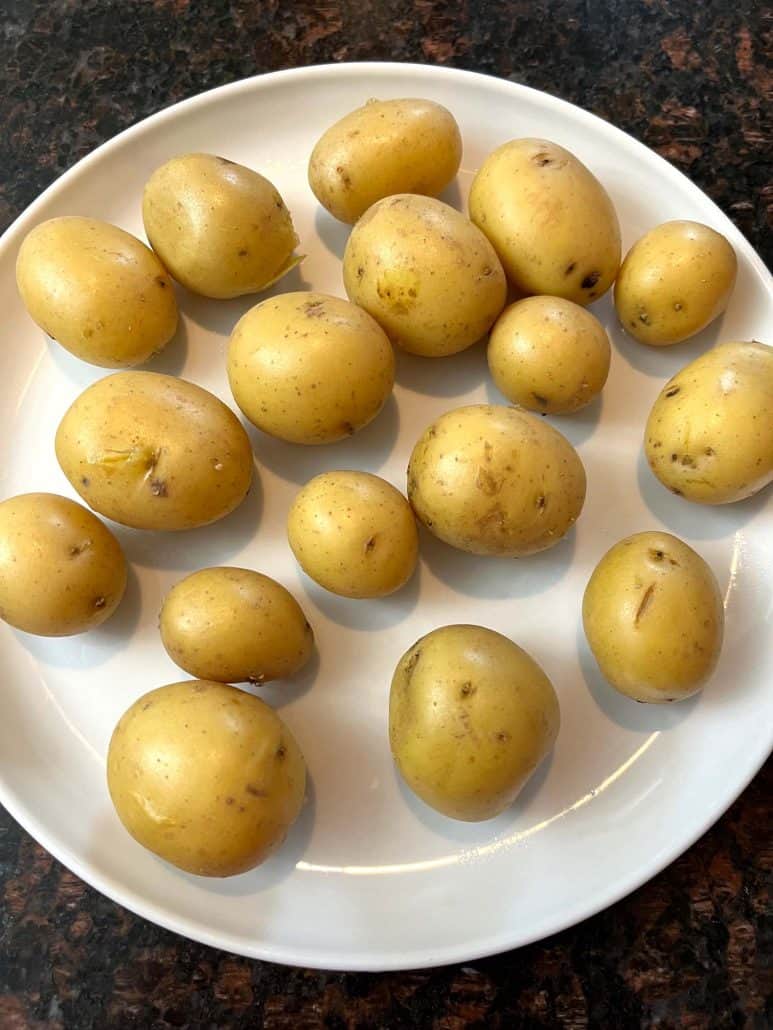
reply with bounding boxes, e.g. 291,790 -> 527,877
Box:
107,681 -> 306,876
582,532 -> 724,703
343,195 -> 506,357
469,138 -> 621,305
142,153 -> 300,299
308,98 -> 462,224
55,371 -> 253,530
407,404 -> 586,556
389,624 -> 560,821
488,296 -> 611,413
287,471 -> 418,598
160,567 -> 314,684
0,493 -> 126,636
615,221 -> 737,346
645,341 -> 773,504
227,292 -> 394,444
16,216 -> 178,368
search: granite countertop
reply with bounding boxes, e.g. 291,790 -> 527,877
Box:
1,2 -> 770,1027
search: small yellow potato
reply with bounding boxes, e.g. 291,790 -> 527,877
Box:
287,471 -> 418,598
107,681 -> 306,876
389,624 -> 560,821
582,531 -> 724,702
160,567 -> 314,684
16,216 -> 178,368
227,292 -> 394,444
488,295 -> 611,413
0,493 -> 126,636
615,221 -> 737,345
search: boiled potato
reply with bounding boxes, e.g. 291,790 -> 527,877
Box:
142,153 -> 300,299
407,404 -> 586,556
16,216 -> 178,368
308,97 -> 462,224
488,295 -> 611,413
55,371 -> 253,530
343,194 -> 506,357
469,138 -> 621,305
615,221 -> 737,346
160,567 -> 314,684
390,624 -> 560,821
0,493 -> 127,637
645,341 -> 773,504
582,532 -> 724,703
287,471 -> 418,598
227,292 -> 394,444
107,680 -> 306,876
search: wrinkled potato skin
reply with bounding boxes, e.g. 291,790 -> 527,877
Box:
0,493 -> 127,637
469,138 -> 621,305
389,624 -> 560,821
228,292 -> 394,444
142,153 -> 300,299
488,296 -> 611,413
107,681 -> 306,876
343,195 -> 506,357
582,532 -> 724,703
615,221 -> 737,346
160,567 -> 314,684
645,341 -> 773,504
55,371 -> 253,531
407,405 -> 586,556
16,217 -> 178,368
309,98 -> 462,224
288,471 -> 418,598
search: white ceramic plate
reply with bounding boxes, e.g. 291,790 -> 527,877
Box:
0,63 -> 771,972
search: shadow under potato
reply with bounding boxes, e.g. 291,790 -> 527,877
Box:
255,647 -> 320,710
314,205 -> 351,261
303,560 -> 421,632
485,375 -> 605,449
395,336 -> 489,398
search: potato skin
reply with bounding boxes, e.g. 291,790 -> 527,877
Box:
0,493 -> 127,637
227,292 -> 394,444
488,296 -> 610,414
16,217 -> 178,368
343,194 -> 506,357
407,404 -> 586,556
615,221 -> 737,346
287,471 -> 418,599
582,532 -> 724,703
389,625 -> 560,821
308,98 -> 462,224
160,567 -> 314,684
469,138 -> 621,305
107,681 -> 306,876
645,341 -> 773,504
142,153 -> 300,299
55,371 -> 253,531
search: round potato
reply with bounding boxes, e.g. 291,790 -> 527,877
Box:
389,624 -> 560,821
0,493 -> 126,636
469,138 -> 621,305
488,295 -> 611,413
55,371 -> 253,530
308,97 -> 462,224
16,216 -> 178,368
407,404 -> 586,556
615,221 -> 737,346
343,194 -> 506,357
142,153 -> 300,299
107,681 -> 306,876
287,471 -> 418,598
160,567 -> 314,684
582,531 -> 724,703
227,292 -> 394,444
645,340 -> 773,504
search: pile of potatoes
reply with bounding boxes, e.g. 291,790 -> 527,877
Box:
4,96 -> 772,877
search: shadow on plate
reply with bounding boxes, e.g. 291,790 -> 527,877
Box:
304,562 -> 421,632
484,376 -> 604,449
314,206 -> 351,261
438,177 -> 464,211
395,337 -> 489,398
253,648 -> 321,710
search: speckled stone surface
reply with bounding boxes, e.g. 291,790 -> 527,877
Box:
0,2 -> 771,1027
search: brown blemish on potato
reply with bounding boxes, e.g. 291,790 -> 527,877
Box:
335,165 -> 352,188
670,487 -> 683,495
404,648 -> 422,683
81,477 -> 90,487
246,784 -> 267,797
634,584 -> 656,626
69,540 -> 91,557
304,300 -> 325,317
638,311 -> 652,326
364,535 -> 377,553
496,731 -> 510,743
155,276 -> 167,288
237,248 -> 249,257
704,447 -> 715,456
665,385 -> 681,398
192,683 -> 208,692
581,271 -> 600,290
93,596 -> 106,609
565,261 -> 577,275
150,479 -> 168,497
476,467 -> 500,496
671,453 -> 678,462
673,301 -> 683,311
535,494 -> 547,512
248,673 -> 266,685
276,744 -> 287,760
341,421 -> 355,435
459,681 -> 476,698
216,156 -> 236,165
477,506 -> 505,534
648,548 -> 679,567
142,701 -> 153,711
225,796 -> 235,805
532,392 -> 548,407
533,151 -> 554,167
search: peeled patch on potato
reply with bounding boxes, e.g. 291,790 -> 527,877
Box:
308,97 -> 462,224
